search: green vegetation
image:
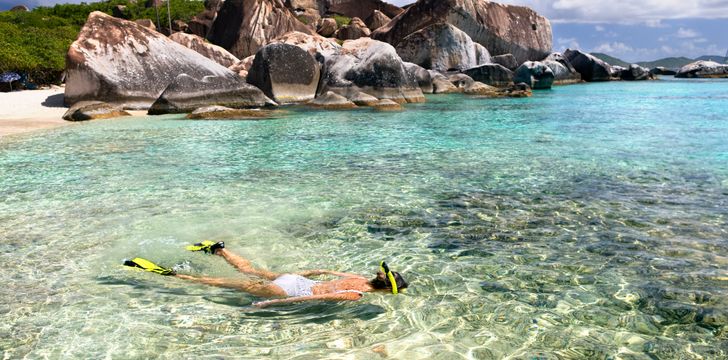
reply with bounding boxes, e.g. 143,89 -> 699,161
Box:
332,14 -> 351,27
637,57 -> 695,69
0,0 -> 204,85
590,53 -> 631,67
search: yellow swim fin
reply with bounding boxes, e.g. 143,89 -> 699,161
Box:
123,257 -> 176,276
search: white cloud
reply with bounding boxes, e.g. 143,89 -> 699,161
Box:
592,42 -> 633,54
595,25 -> 605,31
556,37 -> 581,51
676,27 -> 700,38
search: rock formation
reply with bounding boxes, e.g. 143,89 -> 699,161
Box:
270,31 -> 342,57
186,106 -> 280,120
62,101 -> 132,121
310,91 -> 357,109
395,23 -> 490,72
326,0 -> 404,20
491,54 -> 518,71
317,17 -> 338,37
286,0 -> 325,24
65,12 -> 236,109
318,38 -> 425,103
134,19 -> 156,31
463,64 -> 514,87
149,74 -> 274,115
188,0 -> 225,38
169,32 -> 240,68
513,61 -> 554,89
428,71 -> 459,94
404,62 -> 434,94
9,5 -> 29,11
208,0 -> 314,59
350,92 -> 380,106
365,10 -> 391,32
543,52 -> 581,85
372,0 -> 552,65
650,67 -> 677,76
563,49 -> 611,82
373,99 -> 402,111
675,61 -> 728,78
620,64 -> 653,81
336,17 -> 371,40
247,43 -> 321,104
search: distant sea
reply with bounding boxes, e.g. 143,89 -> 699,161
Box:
1,77 -> 727,358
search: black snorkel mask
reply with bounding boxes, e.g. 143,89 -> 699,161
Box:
380,261 -> 398,295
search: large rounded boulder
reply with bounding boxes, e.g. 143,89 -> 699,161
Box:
149,74 -> 275,115
319,38 -> 425,103
372,0 -> 552,65
675,61 -> 728,78
563,49 -> 612,82
65,11 -> 236,109
395,23 -> 490,72
207,0 -> 314,59
246,43 -> 321,104
513,61 -> 554,89
620,64 -> 653,81
543,52 -> 581,85
336,17 -> 371,41
169,32 -> 240,68
463,64 -> 514,87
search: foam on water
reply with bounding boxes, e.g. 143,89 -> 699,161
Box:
1,78 -> 728,358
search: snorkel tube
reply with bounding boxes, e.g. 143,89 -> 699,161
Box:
380,261 -> 398,295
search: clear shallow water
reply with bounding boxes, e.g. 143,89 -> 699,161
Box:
1,78 -> 728,359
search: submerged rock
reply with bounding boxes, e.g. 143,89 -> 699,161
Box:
148,74 -> 274,115
246,43 -> 320,104
429,71 -> 459,94
65,12 -> 235,109
513,61 -> 555,89
372,0 -> 552,65
491,54 -> 518,71
675,61 -> 728,78
319,38 -> 425,104
563,49 -> 612,82
395,23 -> 490,72
373,99 -> 402,111
207,0 -> 314,59
169,32 -> 240,68
463,64 -> 514,87
543,52 -> 581,85
62,101 -> 132,121
350,92 -> 380,106
310,91 -> 357,109
186,105 -> 279,120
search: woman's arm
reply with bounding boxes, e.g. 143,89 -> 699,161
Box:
253,292 -> 363,308
296,269 -> 363,278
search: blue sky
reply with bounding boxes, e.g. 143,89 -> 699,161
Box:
3,0 -> 726,62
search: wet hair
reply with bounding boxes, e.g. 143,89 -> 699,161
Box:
370,271 -> 409,291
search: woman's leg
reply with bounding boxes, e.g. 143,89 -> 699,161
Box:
214,248 -> 280,281
175,274 -> 287,298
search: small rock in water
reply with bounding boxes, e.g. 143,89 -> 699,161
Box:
309,92 -> 357,110
350,92 -> 379,107
373,99 -> 402,111
62,101 -> 132,121
186,106 -> 279,120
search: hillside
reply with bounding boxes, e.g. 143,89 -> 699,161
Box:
696,55 -> 728,63
0,0 -> 203,86
637,57 -> 695,69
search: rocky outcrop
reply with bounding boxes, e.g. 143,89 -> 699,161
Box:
246,43 -> 320,104
428,71 -> 459,94
319,38 -> 425,103
336,17 -> 371,40
326,0 -> 404,20
513,61 -> 554,89
372,0 -> 552,65
650,67 -> 677,76
208,0 -> 314,59
463,64 -> 514,87
286,0 -> 324,24
609,65 -> 625,80
620,64 -> 653,81
310,91 -> 357,109
270,31 -> 341,57
447,73 -> 474,89
462,81 -> 500,96
350,92 -> 380,106
373,99 -> 402,111
543,52 -> 581,85
169,32 -> 240,68
317,17 -> 338,37
65,12 -> 235,109
148,74 -> 274,115
62,101 -> 132,121
404,62 -> 433,94
365,10 -> 391,32
186,105 -> 280,120
563,49 -> 611,82
134,19 -> 156,31
229,56 -> 255,78
395,23 -> 490,72
675,61 -> 728,78
188,0 -> 225,38
10,5 -> 29,11
491,54 -> 518,71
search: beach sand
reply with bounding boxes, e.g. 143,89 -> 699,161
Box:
0,87 -> 70,138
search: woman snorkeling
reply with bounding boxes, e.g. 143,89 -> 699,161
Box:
123,241 -> 409,308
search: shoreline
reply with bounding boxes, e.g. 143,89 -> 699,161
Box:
0,87 -> 69,138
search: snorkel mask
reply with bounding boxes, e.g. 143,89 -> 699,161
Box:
380,261 -> 398,295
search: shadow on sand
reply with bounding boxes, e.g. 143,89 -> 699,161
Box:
42,93 -> 66,108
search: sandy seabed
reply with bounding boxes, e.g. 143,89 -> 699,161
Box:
0,87 -> 70,137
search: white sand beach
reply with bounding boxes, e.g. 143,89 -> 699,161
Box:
0,87 -> 70,137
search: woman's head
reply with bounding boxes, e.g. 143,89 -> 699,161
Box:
370,271 -> 409,292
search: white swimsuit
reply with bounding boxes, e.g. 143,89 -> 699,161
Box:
272,274 -> 365,298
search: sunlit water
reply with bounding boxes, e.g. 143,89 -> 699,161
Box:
1,78 -> 728,359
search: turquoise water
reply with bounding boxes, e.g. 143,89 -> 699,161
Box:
1,78 -> 728,359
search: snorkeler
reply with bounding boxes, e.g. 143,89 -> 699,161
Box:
123,241 -> 408,308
